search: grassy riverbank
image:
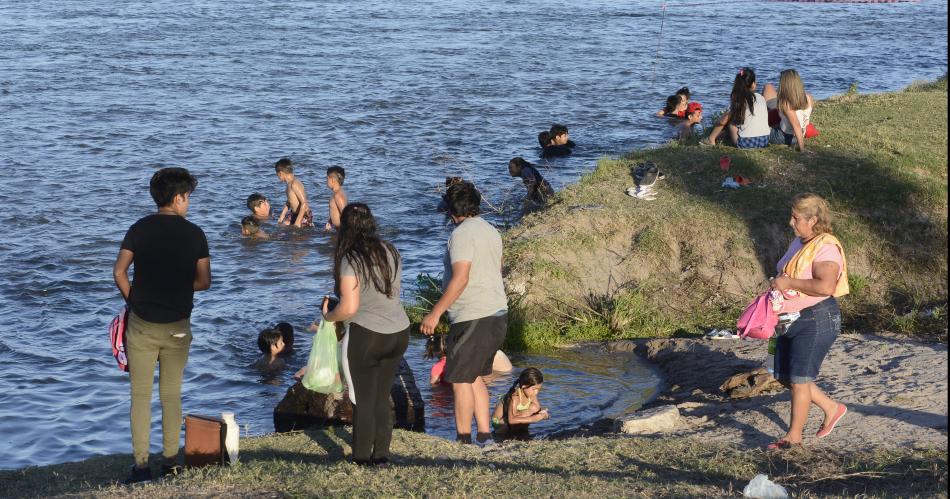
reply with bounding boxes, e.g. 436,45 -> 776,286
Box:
1,427 -> 945,497
502,78 -> 948,350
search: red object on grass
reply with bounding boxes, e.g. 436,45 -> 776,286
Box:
805,123 -> 820,138
719,155 -> 731,170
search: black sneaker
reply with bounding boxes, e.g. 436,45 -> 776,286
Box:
475,432 -> 493,444
371,457 -> 390,468
160,462 -> 182,478
456,433 -> 473,445
124,465 -> 152,485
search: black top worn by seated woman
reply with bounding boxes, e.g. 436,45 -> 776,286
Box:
121,214 -> 209,323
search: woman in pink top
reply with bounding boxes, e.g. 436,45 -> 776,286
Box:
767,193 -> 849,450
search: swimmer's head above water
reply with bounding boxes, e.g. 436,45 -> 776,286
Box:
538,130 -> 552,147
549,124 -> 570,145
508,157 -> 529,177
257,328 -> 285,357
246,193 -> 271,219
326,166 -> 346,190
275,157 -> 294,182
241,216 -> 259,235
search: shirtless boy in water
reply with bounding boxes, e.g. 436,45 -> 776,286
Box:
325,166 -> 347,231
275,158 -> 313,228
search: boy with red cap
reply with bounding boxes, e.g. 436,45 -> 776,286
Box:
678,102 -> 704,141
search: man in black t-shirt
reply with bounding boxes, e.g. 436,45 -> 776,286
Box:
113,167 -> 211,483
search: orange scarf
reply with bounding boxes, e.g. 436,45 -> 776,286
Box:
783,233 -> 849,297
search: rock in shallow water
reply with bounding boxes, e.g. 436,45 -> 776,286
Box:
273,357 -> 425,432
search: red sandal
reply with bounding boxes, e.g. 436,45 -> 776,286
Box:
766,440 -> 793,450
816,404 -> 848,439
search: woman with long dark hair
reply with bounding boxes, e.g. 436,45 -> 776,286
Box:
321,203 -> 410,466
703,68 -> 771,148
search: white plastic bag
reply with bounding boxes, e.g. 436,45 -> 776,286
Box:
302,319 -> 343,394
743,474 -> 789,499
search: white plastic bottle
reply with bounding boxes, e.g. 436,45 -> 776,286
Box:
764,337 -> 777,376
221,411 -> 240,464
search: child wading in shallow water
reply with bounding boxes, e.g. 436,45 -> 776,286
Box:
492,368 -> 549,436
253,328 -> 286,371
275,158 -> 313,228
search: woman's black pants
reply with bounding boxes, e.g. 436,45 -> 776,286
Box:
347,323 -> 410,462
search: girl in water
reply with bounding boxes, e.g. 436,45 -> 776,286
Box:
491,368 -> 549,435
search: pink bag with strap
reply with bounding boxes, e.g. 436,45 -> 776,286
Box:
109,306 -> 130,372
736,292 -> 778,339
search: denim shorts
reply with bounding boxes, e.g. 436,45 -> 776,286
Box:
774,297 -> 841,384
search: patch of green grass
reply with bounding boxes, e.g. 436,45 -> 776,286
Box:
404,273 -> 449,335
2,430 -> 945,498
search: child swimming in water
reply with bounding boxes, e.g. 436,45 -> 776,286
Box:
246,193 -> 272,221
253,328 -> 286,371
275,158 -> 313,228
677,102 -> 704,141
541,124 -> 575,158
325,166 -> 347,231
274,321 -> 294,356
656,87 -> 691,118
538,130 -> 552,147
492,367 -> 548,435
241,216 -> 268,239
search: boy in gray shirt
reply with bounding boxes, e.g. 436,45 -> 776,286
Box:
420,181 -> 507,444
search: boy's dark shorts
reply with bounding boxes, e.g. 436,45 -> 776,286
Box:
443,312 -> 508,384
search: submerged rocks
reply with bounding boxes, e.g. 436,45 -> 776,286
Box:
615,405 -> 680,434
273,357 -> 425,433
273,382 -> 353,432
391,357 -> 426,432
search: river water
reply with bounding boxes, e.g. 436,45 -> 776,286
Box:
0,0 -> 946,470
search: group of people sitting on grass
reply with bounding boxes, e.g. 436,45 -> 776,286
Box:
658,67 -> 818,151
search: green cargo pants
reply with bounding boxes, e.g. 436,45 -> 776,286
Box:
126,312 -> 192,466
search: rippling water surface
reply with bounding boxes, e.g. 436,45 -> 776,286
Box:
0,0 -> 946,469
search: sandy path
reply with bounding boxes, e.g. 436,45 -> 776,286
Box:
609,334 -> 948,450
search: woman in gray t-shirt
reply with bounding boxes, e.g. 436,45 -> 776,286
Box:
322,203 -> 409,465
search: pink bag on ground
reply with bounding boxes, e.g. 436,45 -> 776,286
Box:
736,292 -> 778,339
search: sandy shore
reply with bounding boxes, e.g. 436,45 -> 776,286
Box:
607,333 -> 948,450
